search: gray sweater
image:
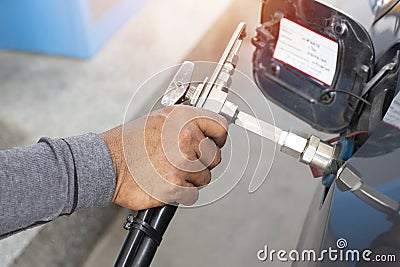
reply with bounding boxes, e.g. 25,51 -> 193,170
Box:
0,133 -> 116,238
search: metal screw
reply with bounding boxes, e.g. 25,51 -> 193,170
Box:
271,63 -> 281,76
126,214 -> 135,223
334,23 -> 347,37
123,214 -> 135,230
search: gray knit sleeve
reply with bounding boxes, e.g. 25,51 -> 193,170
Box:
0,133 -> 116,238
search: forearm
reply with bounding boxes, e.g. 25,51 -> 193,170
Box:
0,133 -> 116,238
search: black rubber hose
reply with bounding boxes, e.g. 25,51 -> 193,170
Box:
114,204 -> 178,267
114,208 -> 156,267
129,204 -> 178,267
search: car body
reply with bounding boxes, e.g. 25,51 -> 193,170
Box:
252,1 -> 400,266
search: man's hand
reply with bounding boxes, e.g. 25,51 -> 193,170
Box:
100,106 -> 228,211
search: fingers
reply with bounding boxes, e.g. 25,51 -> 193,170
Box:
178,107 -> 226,169
193,109 -> 228,148
172,181 -> 199,206
198,137 -> 221,170
160,167 -> 210,205
185,168 -> 212,187
182,127 -> 222,170
178,186 -> 199,206
178,123 -> 223,172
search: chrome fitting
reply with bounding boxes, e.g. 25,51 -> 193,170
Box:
278,131 -> 308,159
336,164 -> 362,192
300,135 -> 335,171
300,135 -> 320,165
336,164 -> 400,217
279,133 -> 335,172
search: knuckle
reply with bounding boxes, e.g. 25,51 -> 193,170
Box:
175,156 -> 195,171
179,127 -> 194,144
165,172 -> 183,187
193,170 -> 211,187
203,170 -> 212,185
218,130 -> 228,141
180,151 -> 192,162
172,176 -> 185,187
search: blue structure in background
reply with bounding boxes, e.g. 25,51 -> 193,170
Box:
0,0 -> 147,59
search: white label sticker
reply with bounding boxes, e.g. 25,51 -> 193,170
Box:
273,18 -> 339,86
383,93 -> 400,130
